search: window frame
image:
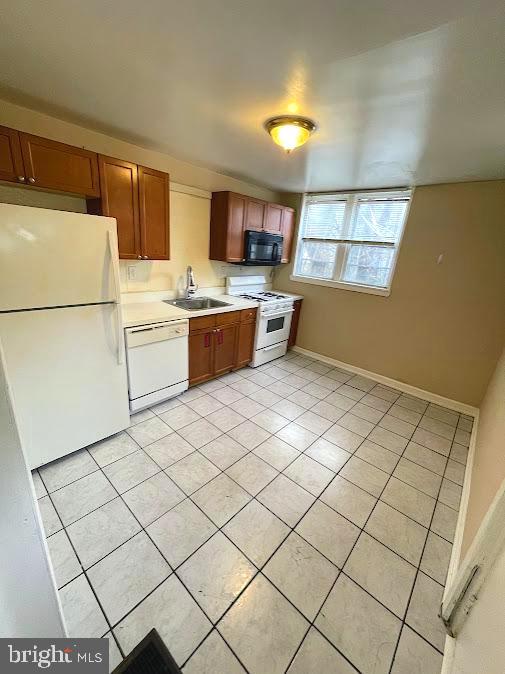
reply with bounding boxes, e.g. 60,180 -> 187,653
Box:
290,188 -> 413,297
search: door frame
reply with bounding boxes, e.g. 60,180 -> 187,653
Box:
0,341 -> 66,637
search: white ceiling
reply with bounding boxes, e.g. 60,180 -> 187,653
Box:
1,0 -> 504,192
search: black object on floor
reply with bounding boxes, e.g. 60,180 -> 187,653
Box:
112,629 -> 183,674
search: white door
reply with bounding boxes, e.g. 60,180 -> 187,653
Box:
0,203 -> 119,310
0,303 -> 130,468
443,544 -> 505,673
0,342 -> 66,637
441,480 -> 505,674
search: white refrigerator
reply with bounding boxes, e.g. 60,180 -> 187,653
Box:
0,203 -> 130,469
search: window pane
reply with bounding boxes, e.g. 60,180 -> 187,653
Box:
341,244 -> 395,287
295,241 -> 338,279
349,200 -> 407,242
303,201 -> 346,238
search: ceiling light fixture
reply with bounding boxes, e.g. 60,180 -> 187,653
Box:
264,115 -> 317,153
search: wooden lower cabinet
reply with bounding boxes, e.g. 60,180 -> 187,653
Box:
288,299 -> 302,348
214,324 -> 239,376
235,320 -> 256,369
189,330 -> 215,385
188,308 -> 257,386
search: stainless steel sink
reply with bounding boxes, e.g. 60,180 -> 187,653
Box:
164,297 -> 232,311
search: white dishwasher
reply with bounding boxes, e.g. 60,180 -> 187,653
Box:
125,319 -> 189,412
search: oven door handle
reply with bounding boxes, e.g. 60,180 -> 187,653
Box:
262,344 -> 285,352
261,308 -> 295,320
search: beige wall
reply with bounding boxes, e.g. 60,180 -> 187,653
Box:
118,189 -> 274,293
461,345 -> 505,556
0,99 -> 283,292
0,99 -> 283,199
274,181 -> 505,406
0,182 -> 274,293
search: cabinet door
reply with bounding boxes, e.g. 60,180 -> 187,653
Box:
189,331 -> 214,386
19,133 -> 100,196
227,193 -> 247,262
245,198 -> 266,232
281,207 -> 296,263
288,299 -> 302,347
210,192 -> 243,263
235,320 -> 256,369
214,325 -> 238,376
264,203 -> 283,234
98,156 -> 140,260
138,166 -> 170,260
0,126 -> 24,183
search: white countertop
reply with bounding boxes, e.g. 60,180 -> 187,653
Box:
121,294 -> 259,328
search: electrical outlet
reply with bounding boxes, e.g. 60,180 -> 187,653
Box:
127,265 -> 136,281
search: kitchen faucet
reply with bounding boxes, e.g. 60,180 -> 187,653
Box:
185,266 -> 198,298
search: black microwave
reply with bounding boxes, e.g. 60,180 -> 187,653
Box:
243,230 -> 283,266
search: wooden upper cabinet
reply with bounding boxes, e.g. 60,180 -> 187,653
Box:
245,198 -> 266,231
0,126 -> 24,183
19,133 -> 100,196
138,166 -> 170,260
226,194 -> 247,262
210,191 -> 246,263
96,155 -> 141,260
92,156 -> 170,260
264,203 -> 284,234
210,191 -> 296,264
281,207 -> 296,263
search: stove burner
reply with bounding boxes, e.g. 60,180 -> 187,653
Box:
236,291 -> 291,303
238,294 -> 268,301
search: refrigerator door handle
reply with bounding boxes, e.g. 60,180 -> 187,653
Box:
107,230 -> 124,365
114,304 -> 125,365
107,229 -> 121,303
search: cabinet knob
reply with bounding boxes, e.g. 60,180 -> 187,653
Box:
17,176 -> 26,183
28,177 -> 36,184
137,255 -> 142,259
143,256 -> 148,259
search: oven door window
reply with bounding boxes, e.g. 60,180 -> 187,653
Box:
266,316 -> 285,333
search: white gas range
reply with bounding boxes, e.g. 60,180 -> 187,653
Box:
226,276 -> 296,367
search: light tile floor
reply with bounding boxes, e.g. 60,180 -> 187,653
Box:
33,350 -> 473,674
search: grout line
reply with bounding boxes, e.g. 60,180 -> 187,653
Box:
38,468 -> 125,656
386,445 -> 451,671
282,373 -> 453,673
40,352 -> 468,673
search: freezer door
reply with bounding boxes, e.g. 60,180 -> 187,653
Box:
0,304 -> 130,468
0,203 -> 120,311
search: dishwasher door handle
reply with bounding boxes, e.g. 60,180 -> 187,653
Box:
127,319 -> 188,334
125,320 -> 189,348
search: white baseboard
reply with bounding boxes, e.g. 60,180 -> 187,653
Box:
291,345 -> 479,417
440,409 -> 479,673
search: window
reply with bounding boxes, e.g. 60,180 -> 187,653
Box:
292,189 -> 411,295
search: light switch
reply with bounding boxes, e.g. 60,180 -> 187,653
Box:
127,265 -> 136,280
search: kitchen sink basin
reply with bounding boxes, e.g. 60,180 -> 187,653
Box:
164,297 -> 232,311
